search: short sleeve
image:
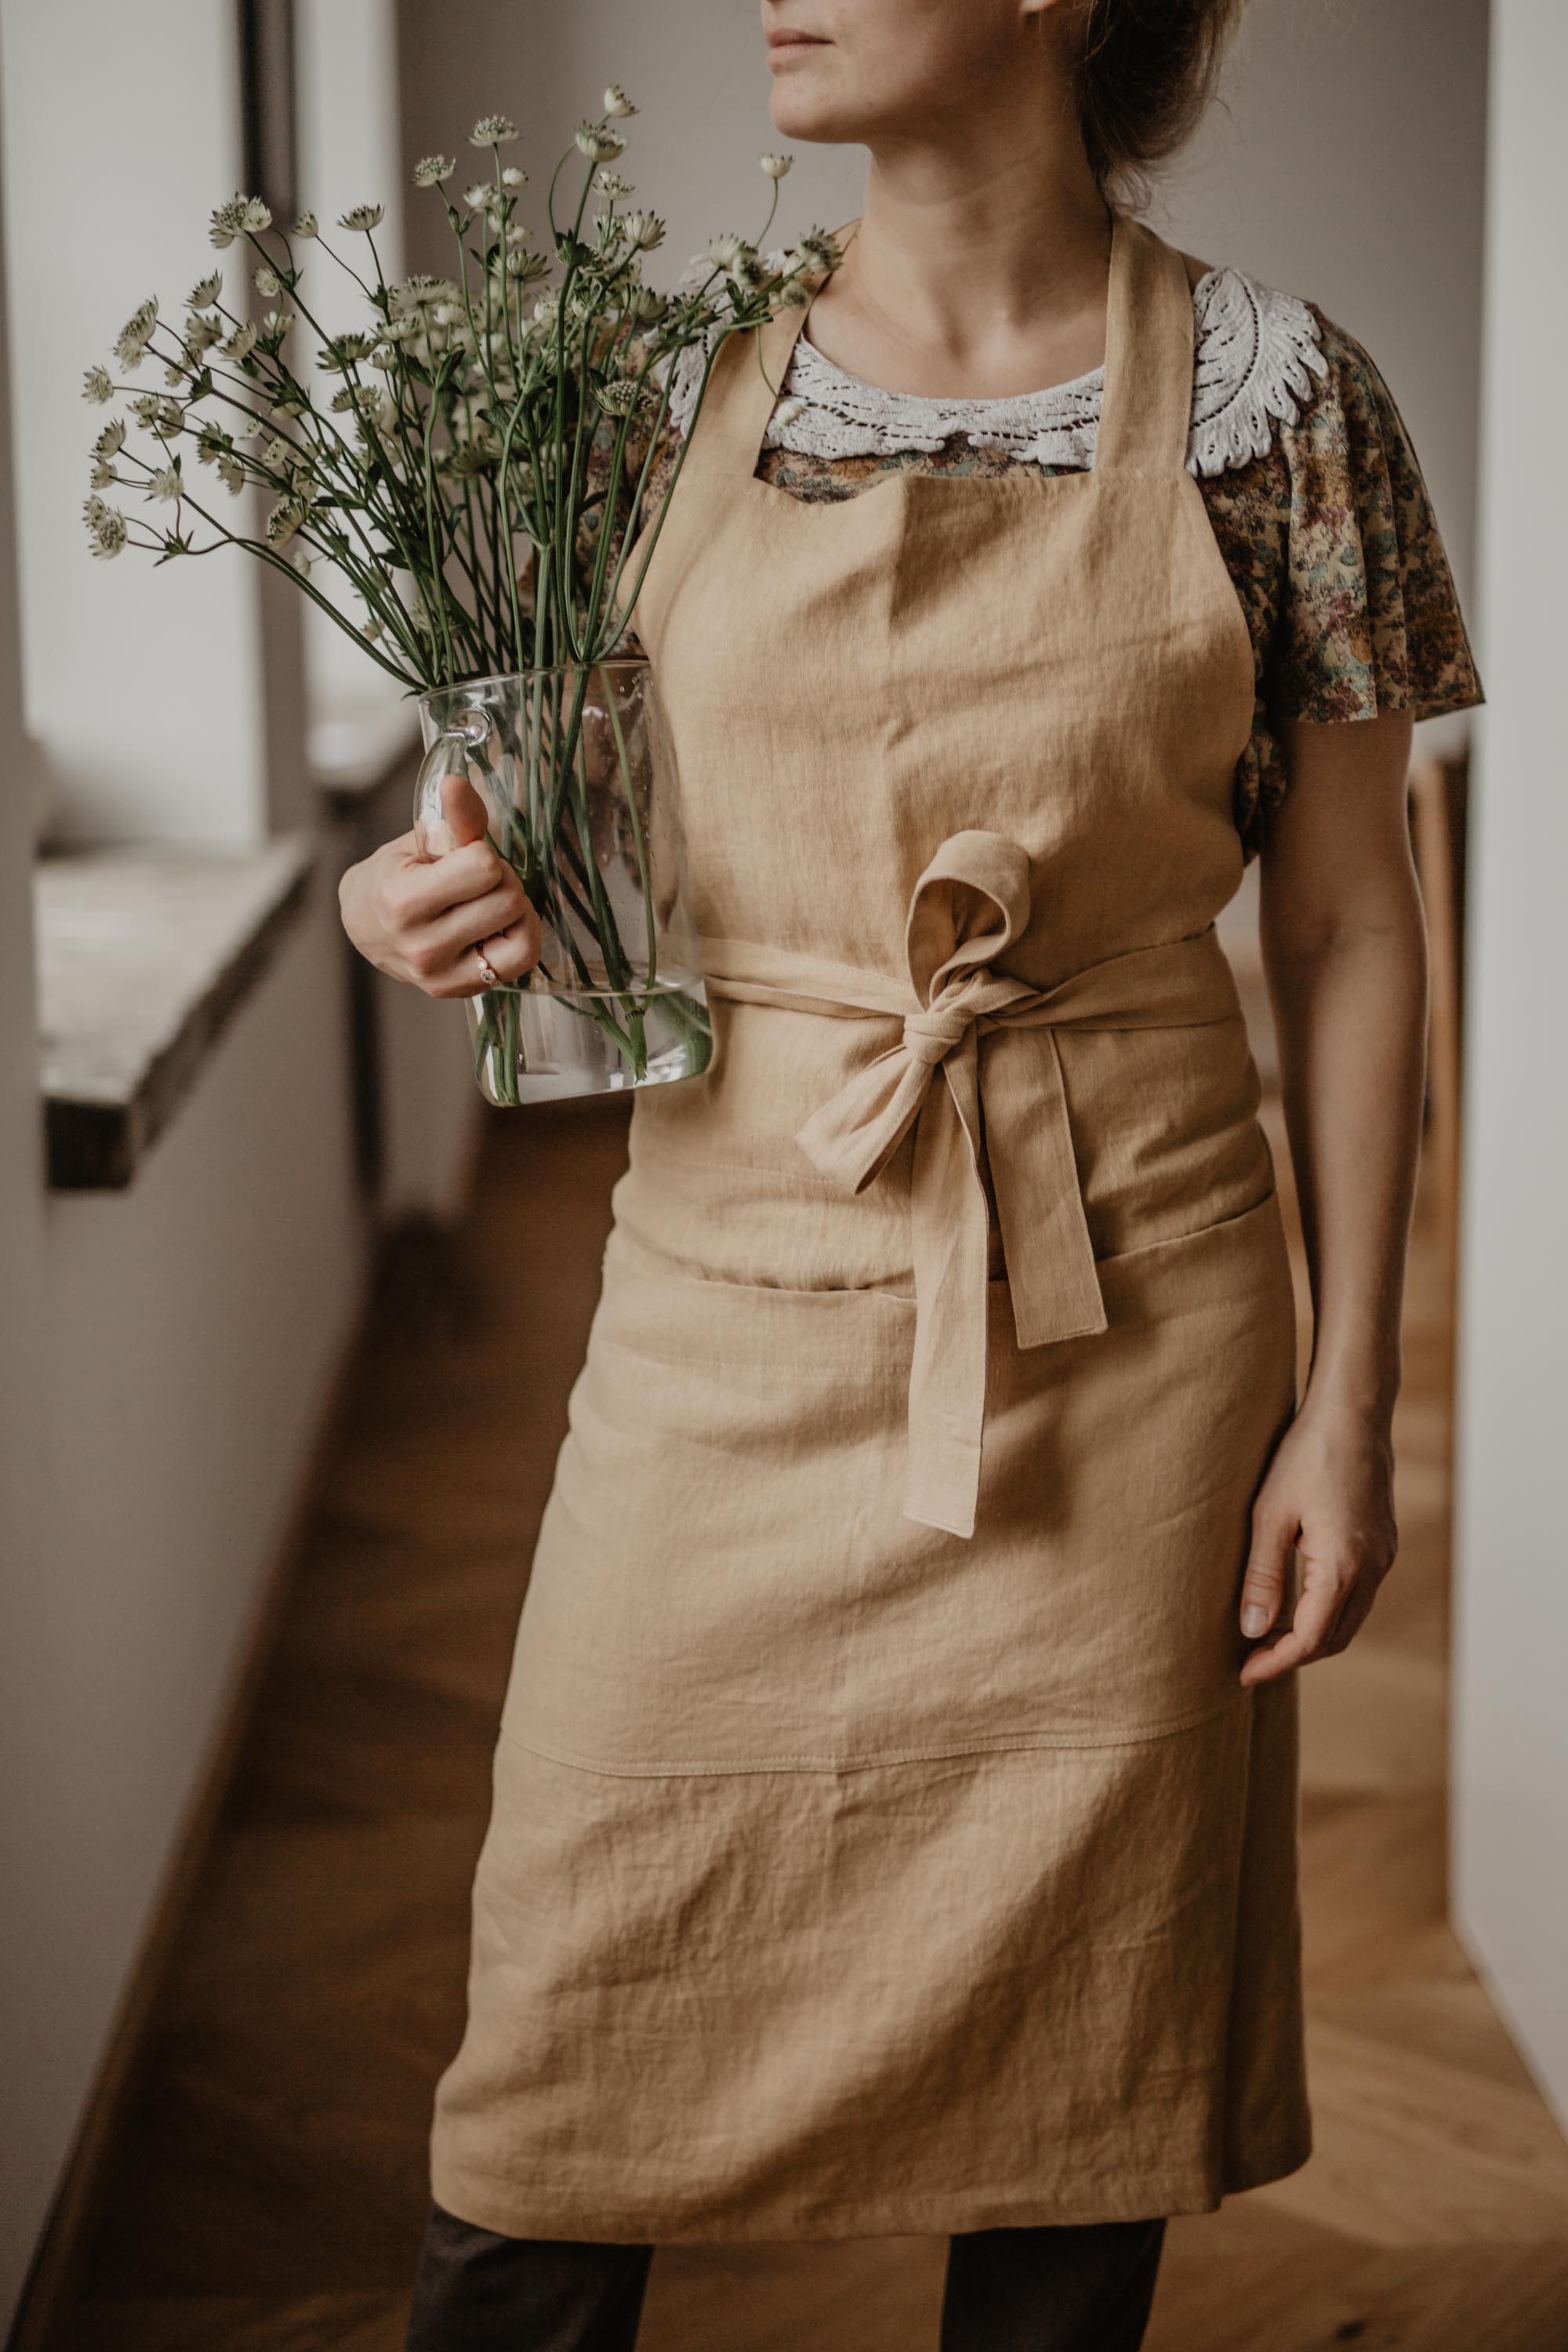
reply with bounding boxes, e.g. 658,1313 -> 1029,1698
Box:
1266,310 -> 1483,727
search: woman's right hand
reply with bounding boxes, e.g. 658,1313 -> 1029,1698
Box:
337,772 -> 543,998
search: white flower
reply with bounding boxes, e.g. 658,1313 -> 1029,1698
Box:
291,550 -> 311,576
187,270 -> 223,310
469,113 -> 518,147
793,227 -> 842,275
462,183 -> 492,213
217,452 -> 245,495
184,311 -> 223,354
596,377 -> 641,416
147,463 -> 182,503
628,285 -> 666,323
361,615 -> 382,641
708,231 -> 745,270
728,249 -> 766,292
209,194 -> 270,248
413,154 -> 456,187
603,85 -> 637,118
149,397 -> 185,438
260,309 -> 293,342
623,209 -> 664,252
772,394 -> 808,428
501,165 -> 526,188
575,123 -> 626,162
773,276 -> 811,310
89,457 -> 119,488
265,494 -> 307,545
113,298 -> 158,370
83,495 -> 128,558
82,365 -> 114,404
760,152 -> 793,180
294,212 -> 318,238
93,418 -> 126,459
594,170 -> 633,198
209,198 -> 245,249
390,274 -> 459,314
338,203 -> 383,233
254,264 -> 281,296
220,321 -> 258,361
319,332 -> 376,372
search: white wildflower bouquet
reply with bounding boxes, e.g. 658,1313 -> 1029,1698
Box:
85,93 -> 838,1097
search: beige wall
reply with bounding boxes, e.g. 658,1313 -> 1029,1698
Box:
1159,0 -> 1488,654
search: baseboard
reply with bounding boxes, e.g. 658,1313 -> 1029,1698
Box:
4,1302 -> 370,2352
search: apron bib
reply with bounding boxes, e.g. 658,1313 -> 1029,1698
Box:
429,214 -> 1310,2241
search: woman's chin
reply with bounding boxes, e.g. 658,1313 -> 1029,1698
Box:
768,89 -> 862,143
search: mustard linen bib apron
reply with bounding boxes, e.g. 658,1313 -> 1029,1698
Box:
429,215 -> 1311,2240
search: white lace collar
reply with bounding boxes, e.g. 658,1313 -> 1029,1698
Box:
668,267 -> 1327,481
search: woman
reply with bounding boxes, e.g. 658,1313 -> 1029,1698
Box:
342,2 -> 1480,2345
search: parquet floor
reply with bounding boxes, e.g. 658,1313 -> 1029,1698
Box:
56,1087 -> 1568,2351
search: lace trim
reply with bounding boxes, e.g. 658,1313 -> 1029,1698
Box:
664,267 -> 1328,480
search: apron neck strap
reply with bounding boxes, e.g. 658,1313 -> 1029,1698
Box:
1095,214 -> 1196,475
685,303 -> 813,478
688,213 -> 1194,481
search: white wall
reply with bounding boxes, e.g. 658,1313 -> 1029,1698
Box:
0,67 -> 64,2324
0,11 -> 369,2328
1451,0 -> 1568,2131
296,0 -> 415,770
0,901 -> 365,2325
0,0 -> 270,848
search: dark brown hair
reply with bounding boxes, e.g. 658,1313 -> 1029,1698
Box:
1073,0 -> 1246,196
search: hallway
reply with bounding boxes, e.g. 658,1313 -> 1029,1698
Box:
56,1097 -> 1568,2352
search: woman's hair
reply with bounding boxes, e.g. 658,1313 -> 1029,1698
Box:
1072,0 -> 1246,197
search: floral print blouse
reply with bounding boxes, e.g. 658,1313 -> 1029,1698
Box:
618,266 -> 1482,860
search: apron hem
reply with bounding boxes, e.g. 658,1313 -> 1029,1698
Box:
428,2127 -> 1314,2245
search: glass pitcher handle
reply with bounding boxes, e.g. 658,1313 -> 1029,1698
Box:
412,713 -> 492,857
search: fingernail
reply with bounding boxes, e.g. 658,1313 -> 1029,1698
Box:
1241,1604 -> 1270,1638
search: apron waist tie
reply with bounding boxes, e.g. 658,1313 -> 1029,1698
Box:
701,829 -> 1243,1541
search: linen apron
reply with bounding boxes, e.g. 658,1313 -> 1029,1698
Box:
430,214 -> 1311,2241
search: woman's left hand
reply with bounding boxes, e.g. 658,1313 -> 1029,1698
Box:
1236,1402 -> 1399,1686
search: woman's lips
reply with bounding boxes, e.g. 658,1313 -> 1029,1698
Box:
768,33 -> 829,62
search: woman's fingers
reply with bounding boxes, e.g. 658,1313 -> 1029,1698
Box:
396,836 -> 512,920
439,771 -> 492,848
476,906 -> 543,983
1240,1570 -> 1355,1686
411,891 -> 543,998
1239,1502 -> 1297,1641
419,876 -> 532,965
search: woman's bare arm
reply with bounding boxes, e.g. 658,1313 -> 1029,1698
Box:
1238,706 -> 1428,1685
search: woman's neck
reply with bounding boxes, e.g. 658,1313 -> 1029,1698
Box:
808,129 -> 1116,402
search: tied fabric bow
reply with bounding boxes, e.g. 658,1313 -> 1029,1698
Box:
704,829 -> 1241,1539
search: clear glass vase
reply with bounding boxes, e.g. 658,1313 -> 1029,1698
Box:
414,662 -> 710,1105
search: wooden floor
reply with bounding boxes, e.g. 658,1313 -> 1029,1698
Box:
56,1092 -> 1568,2352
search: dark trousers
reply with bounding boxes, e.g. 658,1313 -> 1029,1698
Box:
406,2201 -> 1167,2352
